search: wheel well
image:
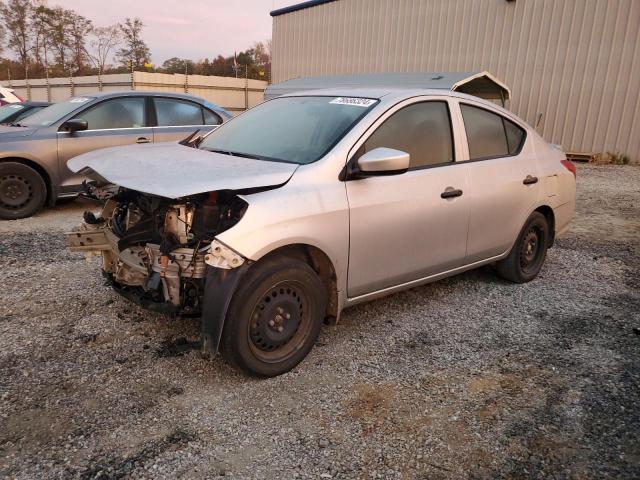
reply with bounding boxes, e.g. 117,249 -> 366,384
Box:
535,205 -> 555,247
0,157 -> 52,203
260,244 -> 339,323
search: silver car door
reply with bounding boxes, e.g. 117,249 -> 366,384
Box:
57,96 -> 152,193
346,98 -> 470,298
151,97 -> 221,143
455,101 -> 541,263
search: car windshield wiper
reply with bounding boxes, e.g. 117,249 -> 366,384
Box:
7,122 -> 25,127
203,148 -> 299,164
204,148 -> 273,161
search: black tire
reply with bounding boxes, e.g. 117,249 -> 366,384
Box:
222,256 -> 327,377
496,211 -> 549,283
0,162 -> 47,220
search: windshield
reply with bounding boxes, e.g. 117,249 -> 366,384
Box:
0,104 -> 25,122
199,96 -> 378,164
20,97 -> 95,127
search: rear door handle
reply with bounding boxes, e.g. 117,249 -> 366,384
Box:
440,188 -> 463,199
523,175 -> 539,185
136,137 -> 151,144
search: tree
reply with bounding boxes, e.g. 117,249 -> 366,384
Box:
31,4 -> 54,77
86,25 -> 121,74
46,6 -> 74,72
117,17 -> 150,69
160,57 -> 194,74
67,12 -> 92,74
1,0 -> 33,77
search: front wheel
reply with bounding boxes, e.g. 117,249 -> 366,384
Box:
496,211 -> 549,283
0,162 -> 47,220
221,257 -> 327,377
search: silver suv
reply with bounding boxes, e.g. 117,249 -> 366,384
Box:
66,89 -> 576,377
0,91 -> 230,219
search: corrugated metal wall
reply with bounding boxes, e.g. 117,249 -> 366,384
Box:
272,0 -> 640,162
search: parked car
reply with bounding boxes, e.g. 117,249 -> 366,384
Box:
66,88 -> 576,377
0,101 -> 50,125
0,91 -> 231,219
0,86 -> 24,105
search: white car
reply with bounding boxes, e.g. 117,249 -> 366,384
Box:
67,88 -> 576,377
0,86 -> 24,105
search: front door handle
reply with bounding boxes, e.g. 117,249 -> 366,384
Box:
136,137 -> 151,144
440,188 -> 463,199
523,175 -> 539,185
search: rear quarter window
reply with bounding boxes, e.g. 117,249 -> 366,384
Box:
203,108 -> 222,125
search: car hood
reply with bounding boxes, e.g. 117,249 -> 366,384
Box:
67,142 -> 299,199
0,125 -> 39,138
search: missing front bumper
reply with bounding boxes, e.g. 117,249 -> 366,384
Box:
66,204 -> 250,354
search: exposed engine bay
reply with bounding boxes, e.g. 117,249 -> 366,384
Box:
66,188 -> 248,315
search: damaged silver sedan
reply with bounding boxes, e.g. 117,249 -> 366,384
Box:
66,89 -> 576,376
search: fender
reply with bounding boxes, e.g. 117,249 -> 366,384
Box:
200,263 -> 251,354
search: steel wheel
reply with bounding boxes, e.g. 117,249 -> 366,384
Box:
222,256 -> 327,377
248,280 -> 312,363
519,226 -> 543,274
0,173 -> 34,212
0,162 -> 47,220
496,211 -> 550,283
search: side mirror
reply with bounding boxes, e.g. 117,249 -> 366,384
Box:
62,118 -> 88,133
355,147 -> 410,177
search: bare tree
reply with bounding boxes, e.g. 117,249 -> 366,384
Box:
32,3 -> 53,73
1,0 -> 33,78
86,25 -> 121,74
117,18 -> 150,69
46,6 -> 74,71
67,12 -> 92,74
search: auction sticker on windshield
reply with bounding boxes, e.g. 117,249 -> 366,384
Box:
70,97 -> 90,103
329,97 -> 377,107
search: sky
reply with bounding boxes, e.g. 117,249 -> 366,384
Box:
53,0 -> 300,64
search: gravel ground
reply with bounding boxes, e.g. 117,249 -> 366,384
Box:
1,164 -> 639,479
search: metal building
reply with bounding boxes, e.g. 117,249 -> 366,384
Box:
271,0 -> 640,163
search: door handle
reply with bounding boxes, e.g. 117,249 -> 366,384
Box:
523,175 -> 539,185
136,137 -> 151,144
440,188 -> 463,199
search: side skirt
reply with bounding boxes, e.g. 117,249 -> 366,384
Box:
343,252 -> 507,308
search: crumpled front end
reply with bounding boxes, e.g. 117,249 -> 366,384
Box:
66,189 -> 247,316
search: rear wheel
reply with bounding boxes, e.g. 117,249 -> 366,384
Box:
496,211 -> 549,283
0,162 -> 47,220
222,257 -> 327,377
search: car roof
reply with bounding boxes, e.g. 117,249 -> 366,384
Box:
85,90 -> 207,102
76,90 -> 232,118
281,86 -> 484,101
280,87 -> 526,127
19,101 -> 51,107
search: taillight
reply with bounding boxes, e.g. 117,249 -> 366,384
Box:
561,159 -> 576,177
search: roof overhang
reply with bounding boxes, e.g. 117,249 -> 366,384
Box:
265,71 -> 511,103
271,0 -> 339,17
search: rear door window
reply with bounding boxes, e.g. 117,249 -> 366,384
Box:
460,104 -> 525,159
77,97 -> 145,130
154,98 -> 204,126
360,101 -> 454,168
